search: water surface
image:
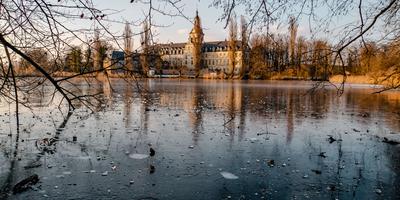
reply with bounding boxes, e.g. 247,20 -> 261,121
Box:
0,79 -> 399,199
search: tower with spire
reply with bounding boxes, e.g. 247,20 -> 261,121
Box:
189,10 -> 204,44
188,10 -> 204,76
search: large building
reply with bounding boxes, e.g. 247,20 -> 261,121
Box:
112,12 -> 244,76
156,11 -> 243,75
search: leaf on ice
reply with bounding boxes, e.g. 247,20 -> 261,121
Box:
220,171 -> 239,180
128,153 -> 149,159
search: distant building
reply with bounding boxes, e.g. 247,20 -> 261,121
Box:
111,11 -> 244,76
110,51 -> 124,69
110,50 -> 142,73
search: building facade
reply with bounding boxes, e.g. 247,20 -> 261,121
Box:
111,12 -> 244,76
157,12 -> 243,75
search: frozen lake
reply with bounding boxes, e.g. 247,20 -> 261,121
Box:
0,79 -> 399,199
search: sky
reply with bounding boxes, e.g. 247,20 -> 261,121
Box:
61,0 -> 368,50
70,0 -> 315,49
1,0 -> 389,62
90,0 -> 230,47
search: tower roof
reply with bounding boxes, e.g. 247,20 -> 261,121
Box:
190,11 -> 203,35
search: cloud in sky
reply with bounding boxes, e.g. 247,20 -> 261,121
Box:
177,29 -> 189,35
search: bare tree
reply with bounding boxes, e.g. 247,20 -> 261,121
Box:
288,16 -> 298,75
141,20 -> 151,77
124,22 -> 134,73
359,42 -> 378,74
65,46 -> 83,73
93,29 -> 103,72
310,40 -> 331,81
228,15 -> 238,78
83,45 -> 94,73
273,35 -> 289,73
295,36 -> 307,77
249,34 -> 269,79
240,16 -> 249,78
18,49 -> 51,75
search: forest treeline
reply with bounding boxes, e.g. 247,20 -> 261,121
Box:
249,33 -> 400,81
248,17 -> 399,82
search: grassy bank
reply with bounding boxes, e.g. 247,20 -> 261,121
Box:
329,75 -> 376,85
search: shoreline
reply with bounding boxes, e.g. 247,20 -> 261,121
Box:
11,72 -> 393,88
329,75 -> 377,85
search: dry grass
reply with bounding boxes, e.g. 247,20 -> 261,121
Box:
329,75 -> 376,85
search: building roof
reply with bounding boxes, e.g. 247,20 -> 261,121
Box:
154,40 -> 242,50
111,51 -> 143,60
111,51 -> 124,60
203,41 -> 242,52
155,42 -> 186,49
190,10 -> 204,36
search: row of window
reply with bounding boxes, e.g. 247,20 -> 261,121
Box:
204,52 -> 241,58
160,51 -> 242,58
161,49 -> 184,55
160,48 -> 242,56
206,59 -> 228,66
167,60 -> 241,67
208,67 -> 241,71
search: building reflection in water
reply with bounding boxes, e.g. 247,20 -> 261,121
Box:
225,82 -> 237,146
123,82 -> 133,129
238,83 -> 248,142
188,80 -> 204,144
286,91 -> 294,144
101,76 -> 113,103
